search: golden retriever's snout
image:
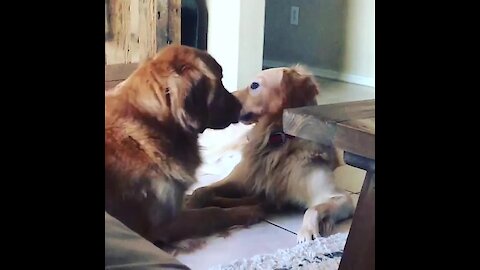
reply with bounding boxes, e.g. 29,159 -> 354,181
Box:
233,89 -> 262,125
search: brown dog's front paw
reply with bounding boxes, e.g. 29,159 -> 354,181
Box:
185,187 -> 215,209
234,205 -> 266,227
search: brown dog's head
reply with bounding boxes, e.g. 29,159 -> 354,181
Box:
233,65 -> 320,124
127,45 -> 241,133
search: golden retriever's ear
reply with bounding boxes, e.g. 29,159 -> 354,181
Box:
281,65 -> 320,108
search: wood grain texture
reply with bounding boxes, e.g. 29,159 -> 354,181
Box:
285,99 -> 375,123
105,80 -> 124,91
338,172 -> 375,270
335,118 -> 375,159
105,63 -> 138,82
105,1 -> 110,38
105,0 -> 176,83
106,0 -> 160,65
168,0 -> 181,45
283,100 -> 375,159
128,0 -> 140,63
139,0 -> 156,60
105,0 -> 133,64
282,113 -> 337,145
156,0 -> 169,49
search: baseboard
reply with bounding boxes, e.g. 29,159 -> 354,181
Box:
263,59 -> 375,87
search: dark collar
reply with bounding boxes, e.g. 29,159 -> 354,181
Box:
268,131 -> 295,147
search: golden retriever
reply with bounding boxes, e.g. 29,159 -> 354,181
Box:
105,45 -> 265,245
187,65 -> 354,243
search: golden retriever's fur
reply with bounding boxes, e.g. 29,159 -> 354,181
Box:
187,65 -> 354,242
105,45 -> 265,245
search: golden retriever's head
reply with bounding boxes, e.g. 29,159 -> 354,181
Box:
127,45 -> 242,133
233,65 -> 319,124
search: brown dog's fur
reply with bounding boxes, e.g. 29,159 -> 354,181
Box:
105,45 -> 265,245
187,66 -> 354,242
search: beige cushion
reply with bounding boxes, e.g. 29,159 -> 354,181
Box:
105,212 -> 189,270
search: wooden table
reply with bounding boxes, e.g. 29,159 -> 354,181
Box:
283,99 -> 375,270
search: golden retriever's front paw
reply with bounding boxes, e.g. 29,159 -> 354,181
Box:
319,218 -> 335,237
297,208 -> 321,243
297,214 -> 335,243
297,224 -> 320,243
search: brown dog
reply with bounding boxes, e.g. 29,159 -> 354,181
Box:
105,45 -> 265,245
187,66 -> 354,243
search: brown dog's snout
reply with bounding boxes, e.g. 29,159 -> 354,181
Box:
232,89 -> 248,117
239,112 -> 254,122
223,90 -> 242,123
229,90 -> 242,120
206,88 -> 242,129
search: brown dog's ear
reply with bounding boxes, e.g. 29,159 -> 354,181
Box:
172,59 -> 210,84
175,63 -> 190,75
173,63 -> 198,76
281,65 -> 320,108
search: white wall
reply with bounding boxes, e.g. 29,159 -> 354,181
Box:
343,0 -> 375,82
206,0 -> 265,92
263,0 -> 375,87
237,0 -> 266,90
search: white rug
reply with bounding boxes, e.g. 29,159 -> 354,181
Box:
209,233 -> 348,270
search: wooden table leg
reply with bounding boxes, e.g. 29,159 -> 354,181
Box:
339,152 -> 375,270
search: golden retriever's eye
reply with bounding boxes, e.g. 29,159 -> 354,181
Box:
250,81 -> 262,95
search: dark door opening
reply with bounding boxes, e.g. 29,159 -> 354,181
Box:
181,0 -> 208,50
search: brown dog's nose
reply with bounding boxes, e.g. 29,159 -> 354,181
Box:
228,93 -> 242,123
239,112 -> 254,122
206,88 -> 242,129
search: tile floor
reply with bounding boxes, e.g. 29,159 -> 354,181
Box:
177,178 -> 361,270
176,78 -> 374,269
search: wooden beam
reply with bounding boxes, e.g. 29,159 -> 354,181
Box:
105,80 -> 124,91
128,0 -> 140,63
139,0 -> 157,60
168,0 -> 181,45
285,99 -> 375,123
338,171 -> 375,270
282,113 -> 337,145
283,101 -> 375,159
156,0 -> 169,49
105,63 -> 138,82
105,0 -> 110,38
105,0 -> 134,65
335,119 -> 375,159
